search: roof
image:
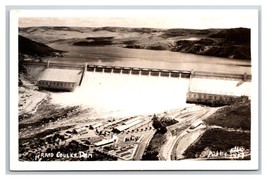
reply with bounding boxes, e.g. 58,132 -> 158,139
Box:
91,122 -> 103,128
191,120 -> 203,127
38,68 -> 82,83
115,119 -> 142,132
74,128 -> 87,133
123,117 -> 142,125
94,137 -> 117,146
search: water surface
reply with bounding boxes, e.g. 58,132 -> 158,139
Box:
46,44 -> 251,74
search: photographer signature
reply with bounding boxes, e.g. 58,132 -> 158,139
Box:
207,146 -> 246,159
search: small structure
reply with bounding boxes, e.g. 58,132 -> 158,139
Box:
113,119 -> 142,133
189,121 -> 203,130
37,68 -> 83,91
94,136 -> 117,147
122,118 -> 140,125
73,128 -> 88,135
89,122 -> 103,129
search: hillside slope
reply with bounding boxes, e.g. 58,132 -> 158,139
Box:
19,35 -> 65,57
19,27 -> 251,60
183,99 -> 251,160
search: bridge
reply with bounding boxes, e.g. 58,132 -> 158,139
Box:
88,64 -> 251,81
87,64 -> 191,78
193,71 -> 251,81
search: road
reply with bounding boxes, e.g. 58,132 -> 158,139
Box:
133,131 -> 156,160
173,128 -> 205,160
159,106 -> 219,160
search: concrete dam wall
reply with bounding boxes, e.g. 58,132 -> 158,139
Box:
21,61 -> 251,115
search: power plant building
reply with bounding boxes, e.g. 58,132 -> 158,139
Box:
37,68 -> 83,91
186,91 -> 249,106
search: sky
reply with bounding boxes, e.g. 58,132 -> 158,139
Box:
18,9 -> 257,29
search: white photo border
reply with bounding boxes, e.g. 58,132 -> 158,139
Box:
8,6 -> 260,171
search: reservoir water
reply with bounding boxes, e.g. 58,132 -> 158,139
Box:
46,45 -> 251,74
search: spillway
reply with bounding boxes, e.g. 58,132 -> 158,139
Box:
50,71 -> 190,117
50,70 -> 251,118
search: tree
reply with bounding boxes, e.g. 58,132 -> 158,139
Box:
152,114 -> 167,134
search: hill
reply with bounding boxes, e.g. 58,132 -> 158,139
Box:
183,99 -> 251,159
203,98 -> 251,130
171,28 -> 251,59
19,26 -> 251,60
19,35 -> 65,57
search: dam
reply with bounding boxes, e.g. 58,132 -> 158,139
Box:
21,61 -> 251,115
87,64 -> 191,78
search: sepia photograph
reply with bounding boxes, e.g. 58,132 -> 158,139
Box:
10,8 -> 259,171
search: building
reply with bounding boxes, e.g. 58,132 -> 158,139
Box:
122,118 -> 140,125
186,91 -> 249,106
94,136 -> 117,147
89,122 -> 103,129
189,120 -> 203,129
113,119 -> 142,133
73,128 -> 88,135
37,68 -> 83,91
